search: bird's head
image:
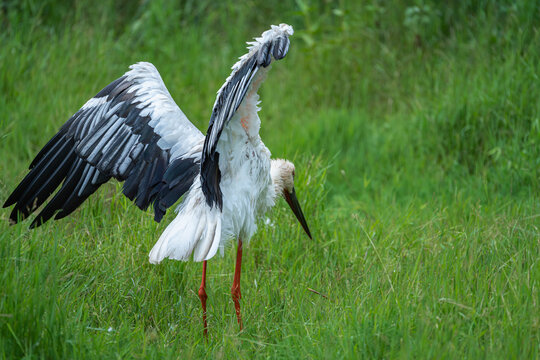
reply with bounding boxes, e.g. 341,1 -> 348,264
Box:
270,159 -> 312,239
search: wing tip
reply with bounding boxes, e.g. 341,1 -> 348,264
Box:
231,23 -> 294,72
3,197 -> 15,209
272,23 -> 294,36
247,23 -> 294,61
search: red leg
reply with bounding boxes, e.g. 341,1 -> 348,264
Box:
198,260 -> 208,336
231,238 -> 243,329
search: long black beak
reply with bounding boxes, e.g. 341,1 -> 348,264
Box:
283,187 -> 312,239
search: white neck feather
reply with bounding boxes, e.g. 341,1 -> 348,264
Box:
270,159 -> 295,198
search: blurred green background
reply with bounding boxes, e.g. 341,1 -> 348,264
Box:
0,1 -> 538,358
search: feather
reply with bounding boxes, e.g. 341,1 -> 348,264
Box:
5,61 -> 203,227
94,75 -> 126,98
10,149 -> 76,222
29,129 -> 68,170
29,158 -> 86,227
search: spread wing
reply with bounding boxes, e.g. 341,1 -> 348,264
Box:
4,62 -> 204,227
200,24 -> 293,210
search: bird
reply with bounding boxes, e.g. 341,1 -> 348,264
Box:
3,23 -> 311,334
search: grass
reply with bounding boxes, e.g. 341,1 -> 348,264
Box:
0,0 -> 539,358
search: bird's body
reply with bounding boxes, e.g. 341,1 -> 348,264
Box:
149,64 -> 276,262
4,24 -> 311,333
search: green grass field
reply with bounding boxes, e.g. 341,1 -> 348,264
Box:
1,1 -> 538,358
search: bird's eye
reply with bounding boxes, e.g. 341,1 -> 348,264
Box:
292,170 -> 295,178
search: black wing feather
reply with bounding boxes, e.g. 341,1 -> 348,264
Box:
4,62 -> 203,227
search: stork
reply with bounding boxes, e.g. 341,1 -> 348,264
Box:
3,24 -> 311,333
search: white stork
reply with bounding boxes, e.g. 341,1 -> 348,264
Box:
3,24 -> 311,333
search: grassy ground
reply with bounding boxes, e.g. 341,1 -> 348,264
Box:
1,1 -> 538,358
